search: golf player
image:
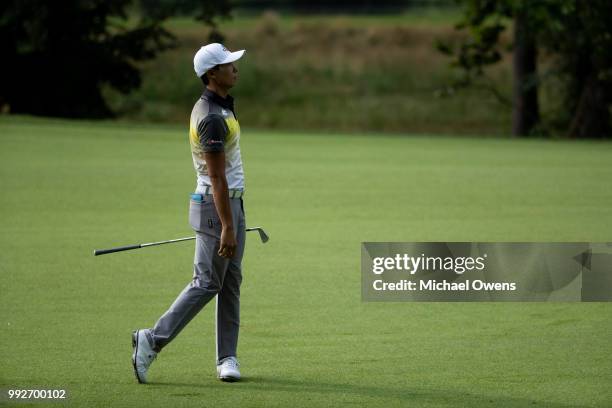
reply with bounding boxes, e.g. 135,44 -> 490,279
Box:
132,43 -> 247,383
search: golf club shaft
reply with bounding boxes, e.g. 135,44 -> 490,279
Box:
94,228 -> 266,256
94,236 -> 196,256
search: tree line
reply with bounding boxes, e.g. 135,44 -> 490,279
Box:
439,0 -> 612,139
2,0 -> 610,138
0,0 -> 229,118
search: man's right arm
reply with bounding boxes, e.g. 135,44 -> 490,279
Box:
204,151 -> 236,259
199,115 -> 236,259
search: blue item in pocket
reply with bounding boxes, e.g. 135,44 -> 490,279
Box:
190,193 -> 205,202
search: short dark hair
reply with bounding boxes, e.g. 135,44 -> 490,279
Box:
200,65 -> 220,85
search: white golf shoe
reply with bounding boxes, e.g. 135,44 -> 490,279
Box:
217,356 -> 241,382
132,329 -> 157,384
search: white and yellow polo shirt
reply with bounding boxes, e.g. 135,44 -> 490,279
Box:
189,89 -> 244,191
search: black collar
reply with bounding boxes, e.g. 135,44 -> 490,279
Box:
203,88 -> 235,113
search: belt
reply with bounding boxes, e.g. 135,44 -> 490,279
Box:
191,186 -> 244,200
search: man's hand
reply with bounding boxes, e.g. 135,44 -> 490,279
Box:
219,225 -> 237,259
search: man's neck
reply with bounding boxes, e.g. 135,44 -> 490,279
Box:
206,83 -> 229,98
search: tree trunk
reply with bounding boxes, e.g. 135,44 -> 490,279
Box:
568,73 -> 611,139
512,11 -> 539,137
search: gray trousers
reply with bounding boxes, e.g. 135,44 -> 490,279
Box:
150,196 -> 245,363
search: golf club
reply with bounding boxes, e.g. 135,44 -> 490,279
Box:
94,227 -> 269,256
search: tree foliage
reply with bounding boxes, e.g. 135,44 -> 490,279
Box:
0,0 -> 230,118
439,0 -> 612,138
139,0 -> 232,41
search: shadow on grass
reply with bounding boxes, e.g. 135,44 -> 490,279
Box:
150,376 -> 581,407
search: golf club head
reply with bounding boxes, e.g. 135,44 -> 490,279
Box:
257,228 -> 269,243
247,227 -> 269,243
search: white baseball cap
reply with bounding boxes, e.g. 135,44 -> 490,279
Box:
193,43 -> 245,77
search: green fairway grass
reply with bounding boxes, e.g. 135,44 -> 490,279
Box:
1,116 -> 611,407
